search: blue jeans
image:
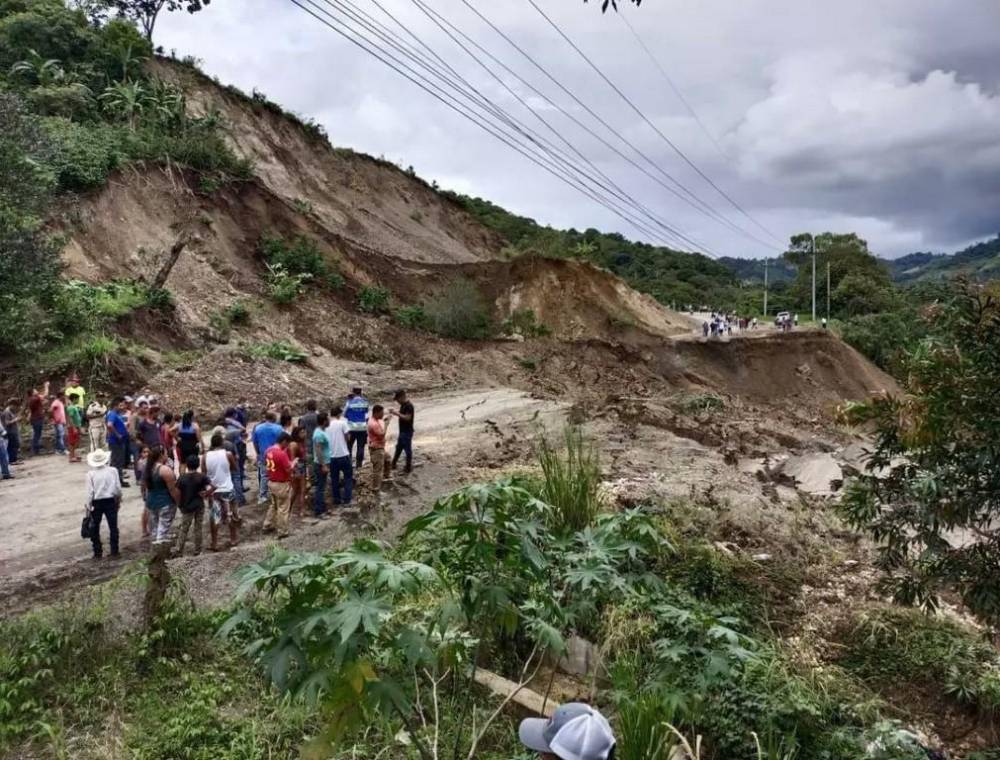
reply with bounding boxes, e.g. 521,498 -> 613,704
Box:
313,462 -> 328,515
330,455 -> 353,504
348,431 -> 367,468
0,437 -> 10,478
393,431 -> 413,470
31,420 -> 43,454
257,458 -> 269,502
53,423 -> 66,454
5,425 -> 20,463
232,466 -> 246,506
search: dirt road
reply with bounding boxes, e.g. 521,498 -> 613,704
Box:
0,387 -> 566,613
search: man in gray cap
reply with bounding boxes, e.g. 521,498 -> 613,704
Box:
519,703 -> 616,760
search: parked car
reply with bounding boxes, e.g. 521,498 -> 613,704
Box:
774,311 -> 791,326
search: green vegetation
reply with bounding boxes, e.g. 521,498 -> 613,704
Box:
841,606 -> 1000,713
884,235 -> 1000,284
536,426 -> 601,533
208,299 -> 251,341
443,192 -> 745,310
244,340 -> 307,364
841,280 -> 1000,625
258,233 -> 343,293
0,580 -> 314,758
358,284 -> 391,314
0,0 -> 250,366
394,303 -> 430,329
500,307 -> 551,338
423,277 -> 494,339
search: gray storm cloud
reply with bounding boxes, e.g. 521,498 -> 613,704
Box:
156,0 -> 1000,258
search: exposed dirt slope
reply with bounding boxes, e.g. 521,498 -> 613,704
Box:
152,58 -> 502,266
662,331 -> 897,406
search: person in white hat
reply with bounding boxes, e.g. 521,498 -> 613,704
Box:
85,448 -> 122,559
519,703 -> 617,760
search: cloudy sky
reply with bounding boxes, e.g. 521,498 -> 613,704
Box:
157,0 -> 1000,259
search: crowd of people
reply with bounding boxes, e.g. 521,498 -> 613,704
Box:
1,374 -> 416,560
700,312 -> 759,338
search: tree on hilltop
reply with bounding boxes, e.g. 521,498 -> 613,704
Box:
95,0 -> 210,42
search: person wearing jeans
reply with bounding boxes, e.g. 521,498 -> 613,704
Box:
50,392 -> 67,455
85,449 -> 121,558
344,386 -> 369,468
251,412 -> 283,504
391,390 -> 415,473
326,406 -> 352,506
311,412 -> 331,516
28,382 -> 48,455
0,428 -> 12,480
106,397 -> 130,486
1,398 -> 20,465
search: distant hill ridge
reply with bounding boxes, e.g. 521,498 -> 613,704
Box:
717,235 -> 1000,285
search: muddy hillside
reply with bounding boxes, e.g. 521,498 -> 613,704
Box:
51,57 -> 894,416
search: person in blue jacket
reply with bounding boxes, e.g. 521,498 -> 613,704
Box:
251,411 -> 283,503
343,385 -> 370,468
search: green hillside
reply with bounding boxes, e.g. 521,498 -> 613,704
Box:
882,236 -> 1000,283
442,192 -> 751,309
717,256 -> 796,285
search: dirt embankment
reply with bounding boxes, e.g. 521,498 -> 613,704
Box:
151,58 -> 504,266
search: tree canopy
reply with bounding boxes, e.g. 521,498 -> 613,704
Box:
841,280 -> 1000,625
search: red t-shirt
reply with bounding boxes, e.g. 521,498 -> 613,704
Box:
50,399 -> 66,425
28,394 -> 43,422
265,444 -> 292,482
367,417 -> 386,449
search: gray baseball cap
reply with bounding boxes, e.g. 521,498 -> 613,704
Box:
518,703 -> 616,760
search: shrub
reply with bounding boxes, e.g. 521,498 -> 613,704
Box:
537,426 -> 601,534
224,299 -> 250,325
258,233 -> 341,290
264,263 -> 309,304
245,341 -> 307,363
42,116 -> 124,190
501,307 -> 551,338
394,304 -> 429,329
358,285 -> 391,314
292,197 -> 312,214
424,278 -> 494,339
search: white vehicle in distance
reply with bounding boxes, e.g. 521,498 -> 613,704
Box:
774,311 -> 791,326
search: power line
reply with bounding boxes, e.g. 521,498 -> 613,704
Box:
525,0 -> 783,247
400,0 -> 713,253
618,10 -> 730,164
456,0 -> 774,251
342,0 -> 698,250
294,0 -> 695,249
293,0 -> 684,247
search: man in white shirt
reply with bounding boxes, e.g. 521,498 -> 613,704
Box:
86,448 -> 122,559
326,405 -> 353,506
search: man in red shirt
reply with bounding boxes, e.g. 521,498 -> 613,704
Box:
49,391 -> 67,455
263,432 -> 293,538
27,381 -> 49,455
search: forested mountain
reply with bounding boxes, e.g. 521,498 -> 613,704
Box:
442,193 -> 747,308
881,236 -> 1000,283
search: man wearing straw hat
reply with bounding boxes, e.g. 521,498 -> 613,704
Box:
85,448 -> 122,560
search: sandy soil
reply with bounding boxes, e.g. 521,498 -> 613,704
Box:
0,387 -> 566,615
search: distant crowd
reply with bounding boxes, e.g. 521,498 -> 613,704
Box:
700,312 -> 760,338
0,376 -> 415,560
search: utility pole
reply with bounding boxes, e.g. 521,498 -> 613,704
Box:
826,260 -> 831,321
763,258 -> 768,317
811,236 -> 817,323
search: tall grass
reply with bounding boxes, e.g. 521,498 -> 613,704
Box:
537,425 -> 601,533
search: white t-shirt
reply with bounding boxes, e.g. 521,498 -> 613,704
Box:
327,418 -> 350,459
205,449 -> 234,493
